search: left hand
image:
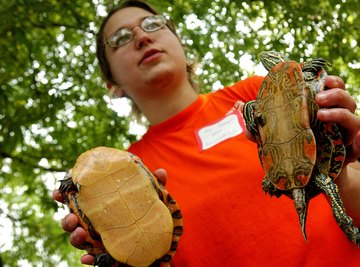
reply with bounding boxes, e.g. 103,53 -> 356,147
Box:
315,75 -> 360,165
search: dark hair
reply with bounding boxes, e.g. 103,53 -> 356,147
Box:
96,0 -> 182,85
95,0 -> 197,122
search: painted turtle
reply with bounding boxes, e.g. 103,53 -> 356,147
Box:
242,51 -> 360,244
59,147 -> 183,266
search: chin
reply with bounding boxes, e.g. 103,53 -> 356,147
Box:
146,65 -> 176,84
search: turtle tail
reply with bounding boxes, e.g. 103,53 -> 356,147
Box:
292,188 -> 308,241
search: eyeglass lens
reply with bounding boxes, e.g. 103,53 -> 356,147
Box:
107,15 -> 166,47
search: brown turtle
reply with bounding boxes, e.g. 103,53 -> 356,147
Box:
59,146 -> 183,266
242,51 -> 359,244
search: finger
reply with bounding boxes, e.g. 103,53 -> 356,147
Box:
69,227 -> 88,249
317,108 -> 360,145
81,254 -> 95,265
355,132 -> 360,156
315,89 -> 357,113
345,131 -> 360,165
324,75 -> 345,90
52,190 -> 64,203
153,168 -> 167,186
61,213 -> 79,232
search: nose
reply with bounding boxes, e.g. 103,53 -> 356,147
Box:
133,26 -> 153,49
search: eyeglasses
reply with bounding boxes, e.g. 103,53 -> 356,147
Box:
104,15 -> 167,48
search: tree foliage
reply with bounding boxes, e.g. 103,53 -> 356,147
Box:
0,0 -> 359,266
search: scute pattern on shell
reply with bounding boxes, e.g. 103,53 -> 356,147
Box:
59,147 -> 183,267
255,61 -> 316,190
242,51 -> 360,245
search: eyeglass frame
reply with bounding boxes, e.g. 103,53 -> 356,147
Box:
103,14 -> 168,48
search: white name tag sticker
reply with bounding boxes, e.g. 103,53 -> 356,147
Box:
195,111 -> 245,151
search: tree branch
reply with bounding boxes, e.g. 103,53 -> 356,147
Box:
0,151 -> 64,172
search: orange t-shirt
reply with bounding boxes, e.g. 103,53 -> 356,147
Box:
128,76 -> 360,267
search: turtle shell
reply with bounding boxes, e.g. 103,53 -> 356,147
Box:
243,51 -> 360,245
59,147 -> 183,267
255,60 -> 317,190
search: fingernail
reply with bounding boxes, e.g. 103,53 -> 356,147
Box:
317,109 -> 330,119
316,92 -> 326,102
71,231 -> 80,243
63,216 -> 70,230
318,109 -> 329,114
66,216 -> 72,228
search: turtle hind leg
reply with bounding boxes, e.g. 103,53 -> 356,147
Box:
313,172 -> 360,245
292,188 -> 308,241
262,178 -> 283,198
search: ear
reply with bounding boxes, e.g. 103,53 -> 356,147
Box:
106,81 -> 124,98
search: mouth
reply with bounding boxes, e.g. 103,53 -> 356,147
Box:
139,49 -> 162,65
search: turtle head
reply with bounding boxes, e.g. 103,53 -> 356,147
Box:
259,51 -> 289,71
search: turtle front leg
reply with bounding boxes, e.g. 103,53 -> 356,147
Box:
242,100 -> 260,138
313,172 -> 360,245
94,253 -> 122,267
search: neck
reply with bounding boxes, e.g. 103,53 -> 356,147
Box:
134,80 -> 198,125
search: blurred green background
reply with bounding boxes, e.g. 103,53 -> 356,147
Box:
0,0 -> 359,266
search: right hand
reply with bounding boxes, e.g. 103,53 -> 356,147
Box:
53,168 -> 168,265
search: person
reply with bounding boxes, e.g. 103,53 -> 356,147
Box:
53,0 -> 360,266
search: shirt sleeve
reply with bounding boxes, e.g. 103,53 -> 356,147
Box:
219,75 -> 263,102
